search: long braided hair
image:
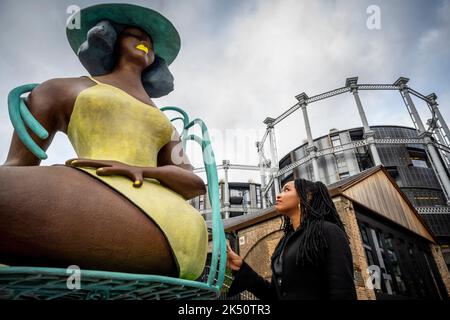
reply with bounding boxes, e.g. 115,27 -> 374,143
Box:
273,178 -> 347,267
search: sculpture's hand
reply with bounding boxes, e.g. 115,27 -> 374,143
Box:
66,158 -> 145,187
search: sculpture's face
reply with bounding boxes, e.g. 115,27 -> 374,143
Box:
116,26 -> 155,69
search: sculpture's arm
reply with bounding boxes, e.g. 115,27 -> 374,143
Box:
65,158 -> 207,201
3,80 -> 65,166
66,128 -> 206,200
155,127 -> 207,199
143,166 -> 207,200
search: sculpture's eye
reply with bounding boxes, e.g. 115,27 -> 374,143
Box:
122,31 -> 140,40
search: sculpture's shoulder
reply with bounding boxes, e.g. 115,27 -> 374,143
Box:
29,76 -> 93,100
27,76 -> 96,132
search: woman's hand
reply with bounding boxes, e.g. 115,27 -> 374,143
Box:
66,158 -> 145,187
226,241 -> 243,272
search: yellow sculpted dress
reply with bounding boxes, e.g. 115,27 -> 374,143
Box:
66,76 -> 208,280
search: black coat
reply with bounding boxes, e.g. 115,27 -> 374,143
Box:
227,221 -> 357,300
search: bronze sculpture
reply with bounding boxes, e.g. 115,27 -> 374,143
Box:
0,3 -> 209,281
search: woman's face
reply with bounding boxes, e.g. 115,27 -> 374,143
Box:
116,26 -> 155,69
275,181 -> 300,214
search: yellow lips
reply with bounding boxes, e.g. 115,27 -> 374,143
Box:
136,44 -> 149,54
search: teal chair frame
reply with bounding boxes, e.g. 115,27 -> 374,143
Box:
0,85 -> 227,300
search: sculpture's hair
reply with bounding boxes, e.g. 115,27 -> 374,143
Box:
77,20 -> 174,98
272,178 -> 348,267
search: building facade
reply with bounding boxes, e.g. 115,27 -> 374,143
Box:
279,125 -> 448,207
189,181 -> 263,221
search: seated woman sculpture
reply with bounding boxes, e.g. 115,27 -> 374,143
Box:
0,3 -> 208,281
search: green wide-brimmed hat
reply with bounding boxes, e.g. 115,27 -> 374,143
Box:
66,3 -> 181,65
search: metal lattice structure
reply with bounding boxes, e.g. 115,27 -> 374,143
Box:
257,77 -> 450,207
417,207 -> 450,214
0,268 -> 220,300
1,85 -> 226,300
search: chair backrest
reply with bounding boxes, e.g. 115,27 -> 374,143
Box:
161,106 -> 227,290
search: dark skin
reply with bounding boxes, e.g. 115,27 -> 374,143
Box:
227,181 -> 303,271
3,26 -> 206,200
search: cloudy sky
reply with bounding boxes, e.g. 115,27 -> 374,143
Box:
0,0 -> 449,183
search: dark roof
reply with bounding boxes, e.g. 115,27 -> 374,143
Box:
206,206 -> 281,235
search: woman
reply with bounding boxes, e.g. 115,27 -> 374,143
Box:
0,4 -> 208,280
226,178 -> 357,299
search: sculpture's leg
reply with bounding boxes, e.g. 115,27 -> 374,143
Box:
0,165 -> 178,277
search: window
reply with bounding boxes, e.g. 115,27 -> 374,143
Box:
361,225 -> 402,296
387,249 -> 398,263
256,186 -> 262,208
356,211 -> 446,299
199,194 -> 205,210
349,129 -> 364,141
375,229 -> 384,249
336,155 -> 347,169
360,224 -> 370,244
384,234 -> 394,249
365,248 -> 375,267
330,134 -> 342,148
407,148 -> 430,168
331,133 -> 347,173
243,190 -> 250,209
411,159 -> 428,168
230,189 -> 243,197
339,172 -> 350,179
355,146 -> 374,171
